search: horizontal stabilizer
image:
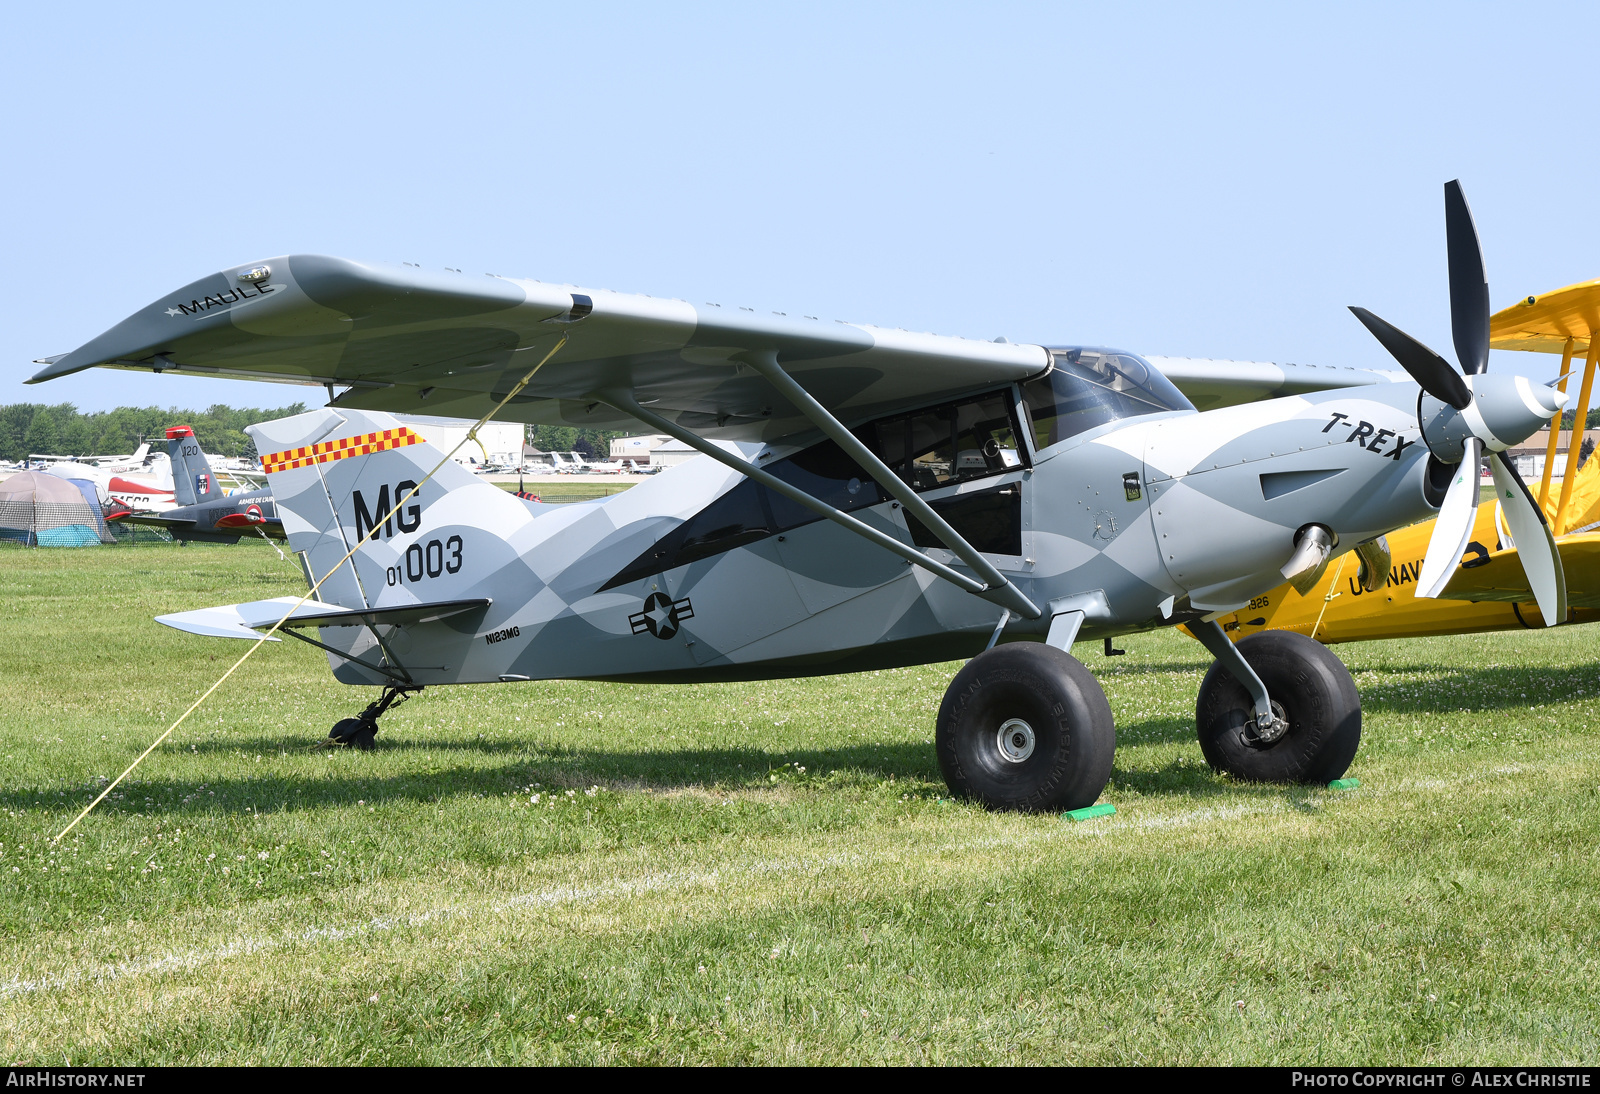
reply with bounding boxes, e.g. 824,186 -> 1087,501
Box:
156,596 -> 491,640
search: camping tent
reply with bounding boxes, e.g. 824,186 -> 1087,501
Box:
0,471 -> 114,546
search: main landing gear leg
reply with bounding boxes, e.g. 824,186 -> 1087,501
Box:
327,685 -> 422,751
1192,622 -> 1361,783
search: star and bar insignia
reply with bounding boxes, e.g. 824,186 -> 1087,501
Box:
630,592 -> 695,639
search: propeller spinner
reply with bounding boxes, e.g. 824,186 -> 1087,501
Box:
1350,181 -> 1568,624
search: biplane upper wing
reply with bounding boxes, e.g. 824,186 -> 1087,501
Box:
1439,533 -> 1600,610
1490,278 -> 1600,355
31,255 -> 1407,437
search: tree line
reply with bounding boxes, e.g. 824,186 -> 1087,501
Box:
1556,406 -> 1600,431
0,403 -> 309,462
0,404 -> 634,464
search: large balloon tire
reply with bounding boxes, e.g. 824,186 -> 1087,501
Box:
1195,630 -> 1360,783
936,643 -> 1115,812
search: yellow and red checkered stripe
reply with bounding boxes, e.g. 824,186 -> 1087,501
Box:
260,427 -> 423,474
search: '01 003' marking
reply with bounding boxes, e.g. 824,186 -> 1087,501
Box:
385,535 -> 463,585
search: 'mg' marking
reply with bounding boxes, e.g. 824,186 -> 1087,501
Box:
353,481 -> 421,541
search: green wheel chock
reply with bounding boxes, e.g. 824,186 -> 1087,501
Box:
1063,803 -> 1116,822
1328,777 -> 1361,790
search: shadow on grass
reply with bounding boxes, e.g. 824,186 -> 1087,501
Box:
1345,661 -> 1600,714
4,740 -> 947,819
1109,757 -> 1230,798
12,729 -> 1252,819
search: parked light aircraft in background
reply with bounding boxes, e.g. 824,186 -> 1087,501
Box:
1202,278 -> 1600,644
104,426 -> 283,543
30,183 -> 1572,809
42,449 -> 177,512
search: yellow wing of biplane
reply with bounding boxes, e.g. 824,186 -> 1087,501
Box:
1489,278 -> 1600,356
1438,533 -> 1600,609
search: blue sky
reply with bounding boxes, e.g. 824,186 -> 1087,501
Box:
4,2 -> 1597,413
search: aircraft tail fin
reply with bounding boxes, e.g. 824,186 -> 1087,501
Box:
166,426 -> 224,506
246,408 -> 535,613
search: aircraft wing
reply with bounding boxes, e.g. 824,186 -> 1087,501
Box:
1147,356 -> 1409,411
1439,533 -> 1600,610
105,510 -> 196,532
1490,279 -> 1600,355
30,256 -> 1053,441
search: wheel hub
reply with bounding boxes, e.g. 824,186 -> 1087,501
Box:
996,718 -> 1036,763
1242,700 -> 1290,747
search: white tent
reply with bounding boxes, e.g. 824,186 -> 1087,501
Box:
0,472 -> 113,547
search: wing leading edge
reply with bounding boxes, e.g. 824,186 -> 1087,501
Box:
30,255 -> 1049,441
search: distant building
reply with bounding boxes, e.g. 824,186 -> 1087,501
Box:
610,434 -> 672,461
649,439 -> 699,469
1507,427 -> 1600,482
391,414 -> 524,468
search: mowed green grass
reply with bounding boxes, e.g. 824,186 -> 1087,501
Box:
2,543 -> 1599,1065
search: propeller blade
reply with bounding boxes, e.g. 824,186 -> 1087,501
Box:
1445,180 -> 1491,376
1416,437 -> 1483,599
1349,306 -> 1473,410
1490,450 -> 1567,625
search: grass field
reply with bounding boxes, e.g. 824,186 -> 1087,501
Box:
3,541 -> 1599,1065
490,480 -> 635,501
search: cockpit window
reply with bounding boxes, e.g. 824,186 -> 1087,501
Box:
869,392 -> 1024,491
1022,347 -> 1192,452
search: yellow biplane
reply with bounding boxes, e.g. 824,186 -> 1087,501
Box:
1205,278 -> 1600,643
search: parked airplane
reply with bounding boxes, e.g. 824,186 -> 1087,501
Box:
104,426 -> 284,543
1201,277 -> 1600,643
31,183 -> 1570,808
42,451 -> 177,512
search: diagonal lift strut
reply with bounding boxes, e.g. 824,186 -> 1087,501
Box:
596,356 -> 1041,620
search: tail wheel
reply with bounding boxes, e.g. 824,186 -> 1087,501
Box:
328,717 -> 378,751
936,643 -> 1115,812
1195,630 -> 1360,783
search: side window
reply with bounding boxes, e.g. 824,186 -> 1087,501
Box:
906,482 -> 1023,555
875,392 -> 1023,492
598,479 -> 772,590
765,438 -> 886,532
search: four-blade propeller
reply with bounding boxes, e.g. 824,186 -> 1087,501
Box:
1350,181 -> 1568,625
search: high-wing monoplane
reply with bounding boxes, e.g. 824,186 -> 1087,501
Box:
30,183 -> 1571,809
1202,278 -> 1600,644
103,426 -> 284,543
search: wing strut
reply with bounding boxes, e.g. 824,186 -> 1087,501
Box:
598,379 -> 1042,621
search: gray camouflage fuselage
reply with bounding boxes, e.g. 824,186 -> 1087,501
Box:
246,379 -> 1431,688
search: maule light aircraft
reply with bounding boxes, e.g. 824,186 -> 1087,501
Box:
1204,278 -> 1600,645
28,183 -> 1572,810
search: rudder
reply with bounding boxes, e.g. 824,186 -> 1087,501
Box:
166,426 -> 225,506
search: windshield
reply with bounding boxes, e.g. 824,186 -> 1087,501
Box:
1021,346 -> 1193,452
